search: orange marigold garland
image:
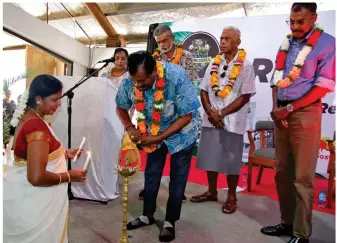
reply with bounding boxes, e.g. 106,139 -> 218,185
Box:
134,61 -> 166,153
153,43 -> 184,64
210,49 -> 246,99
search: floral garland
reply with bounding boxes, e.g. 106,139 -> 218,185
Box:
134,61 -> 166,153
210,49 -> 246,99
273,25 -> 323,88
10,90 -> 29,128
153,42 -> 184,65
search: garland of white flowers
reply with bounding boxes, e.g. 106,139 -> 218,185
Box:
273,25 -> 323,88
10,89 -> 30,128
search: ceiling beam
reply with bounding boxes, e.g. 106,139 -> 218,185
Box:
3,44 -> 27,51
83,3 -> 125,47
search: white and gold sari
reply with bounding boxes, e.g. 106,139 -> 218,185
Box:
3,123 -> 69,243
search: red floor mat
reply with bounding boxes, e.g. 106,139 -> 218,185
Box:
139,151 -> 335,215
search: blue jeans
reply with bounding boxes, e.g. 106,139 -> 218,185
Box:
143,142 -> 195,222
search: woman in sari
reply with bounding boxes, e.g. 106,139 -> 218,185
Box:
100,47 -> 129,87
3,74 -> 87,243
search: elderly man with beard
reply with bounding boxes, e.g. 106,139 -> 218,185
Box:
138,25 -> 199,202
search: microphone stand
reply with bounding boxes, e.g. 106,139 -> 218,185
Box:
61,62 -> 109,204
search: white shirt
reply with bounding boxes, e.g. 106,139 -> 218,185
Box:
199,53 -> 256,135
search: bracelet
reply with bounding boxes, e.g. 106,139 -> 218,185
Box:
57,173 -> 62,185
66,171 -> 71,183
65,151 -> 68,160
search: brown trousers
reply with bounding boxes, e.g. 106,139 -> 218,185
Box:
275,101 -> 322,239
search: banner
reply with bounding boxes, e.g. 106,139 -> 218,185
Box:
158,11 -> 335,174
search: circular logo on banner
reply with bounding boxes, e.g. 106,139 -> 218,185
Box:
182,31 -> 220,79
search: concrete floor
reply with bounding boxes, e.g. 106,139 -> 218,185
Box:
68,173 -> 335,243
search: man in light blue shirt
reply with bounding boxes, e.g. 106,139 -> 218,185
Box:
116,51 -> 200,242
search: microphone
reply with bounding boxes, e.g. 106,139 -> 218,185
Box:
97,57 -> 115,63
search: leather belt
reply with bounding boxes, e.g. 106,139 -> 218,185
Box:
277,99 -> 321,107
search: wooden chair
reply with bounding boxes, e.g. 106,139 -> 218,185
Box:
247,121 -> 276,192
326,138 -> 335,208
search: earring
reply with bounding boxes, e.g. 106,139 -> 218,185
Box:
36,101 -> 41,105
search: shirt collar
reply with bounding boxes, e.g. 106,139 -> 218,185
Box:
221,50 -> 239,65
289,27 -> 315,44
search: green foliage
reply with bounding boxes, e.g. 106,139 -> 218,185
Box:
3,68 -> 35,94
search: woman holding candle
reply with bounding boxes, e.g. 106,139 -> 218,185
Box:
3,75 -> 87,243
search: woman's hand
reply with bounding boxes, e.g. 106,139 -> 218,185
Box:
66,148 -> 83,160
68,169 -> 87,182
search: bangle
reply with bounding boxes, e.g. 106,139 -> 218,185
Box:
57,173 -> 62,185
66,171 -> 71,183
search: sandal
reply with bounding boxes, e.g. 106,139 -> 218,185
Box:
222,198 -> 237,214
190,191 -> 218,203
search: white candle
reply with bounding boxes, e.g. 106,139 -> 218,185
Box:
83,152 -> 91,170
73,137 -> 86,162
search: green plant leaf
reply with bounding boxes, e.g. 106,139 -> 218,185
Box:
3,68 -> 35,93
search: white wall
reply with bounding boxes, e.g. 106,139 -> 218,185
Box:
3,3 -> 90,68
72,63 -> 87,77
2,50 -> 26,103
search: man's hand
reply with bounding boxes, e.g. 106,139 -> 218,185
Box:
208,109 -> 223,127
270,106 -> 289,121
126,126 -> 142,143
274,119 -> 288,129
140,135 -> 163,146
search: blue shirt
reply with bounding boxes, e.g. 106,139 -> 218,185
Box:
271,31 -> 335,100
116,62 -> 200,154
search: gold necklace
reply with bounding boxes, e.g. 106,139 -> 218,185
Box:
28,107 -> 44,120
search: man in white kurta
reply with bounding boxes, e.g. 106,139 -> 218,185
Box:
190,27 -> 256,214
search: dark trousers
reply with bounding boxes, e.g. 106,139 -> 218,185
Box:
275,101 -> 322,239
143,142 -> 195,222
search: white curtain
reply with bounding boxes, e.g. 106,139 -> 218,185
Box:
52,76 -> 124,201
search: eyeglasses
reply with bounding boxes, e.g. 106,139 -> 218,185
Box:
220,65 -> 228,78
285,18 -> 310,26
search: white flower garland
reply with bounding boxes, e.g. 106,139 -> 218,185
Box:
272,25 -> 323,86
10,90 -> 29,128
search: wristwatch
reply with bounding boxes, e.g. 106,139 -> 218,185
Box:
286,103 -> 294,113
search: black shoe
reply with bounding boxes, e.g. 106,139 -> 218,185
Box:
261,223 -> 293,236
182,195 -> 187,203
138,190 -> 144,200
287,237 -> 309,243
126,217 -> 155,230
159,226 -> 175,242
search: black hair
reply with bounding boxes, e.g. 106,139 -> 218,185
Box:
291,2 -> 317,14
113,48 -> 129,60
27,74 -> 63,108
127,51 -> 156,76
